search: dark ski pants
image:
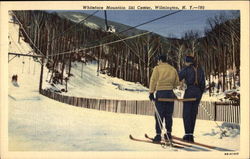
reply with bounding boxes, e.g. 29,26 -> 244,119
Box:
155,90 -> 175,134
183,86 -> 202,134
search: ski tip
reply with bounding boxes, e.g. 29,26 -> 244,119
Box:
145,134 -> 149,138
129,134 -> 133,139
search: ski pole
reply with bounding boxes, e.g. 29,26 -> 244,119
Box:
151,100 -> 173,147
200,102 -> 227,138
154,109 -> 171,149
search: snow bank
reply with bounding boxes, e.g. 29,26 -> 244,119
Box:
221,122 -> 240,130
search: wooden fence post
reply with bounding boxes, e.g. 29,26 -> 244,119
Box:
135,101 -> 138,114
214,102 -> 217,121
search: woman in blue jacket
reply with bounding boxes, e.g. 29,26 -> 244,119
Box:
179,55 -> 205,142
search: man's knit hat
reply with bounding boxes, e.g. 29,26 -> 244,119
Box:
185,55 -> 194,63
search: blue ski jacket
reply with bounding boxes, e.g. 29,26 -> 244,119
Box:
179,64 -> 206,97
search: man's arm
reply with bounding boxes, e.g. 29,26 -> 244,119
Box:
178,67 -> 186,81
149,67 -> 159,93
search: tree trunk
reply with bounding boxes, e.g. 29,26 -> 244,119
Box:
97,44 -> 101,76
68,54 -> 72,77
39,58 -> 44,92
61,57 -> 65,84
222,46 -> 226,92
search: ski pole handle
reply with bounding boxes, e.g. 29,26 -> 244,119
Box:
157,98 -> 196,102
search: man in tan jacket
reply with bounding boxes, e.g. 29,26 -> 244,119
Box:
149,54 -> 179,142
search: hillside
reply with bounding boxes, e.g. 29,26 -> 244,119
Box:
44,62 -> 149,100
56,11 -> 148,36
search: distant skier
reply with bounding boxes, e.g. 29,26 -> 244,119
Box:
12,74 -> 18,82
149,54 -> 180,142
15,74 -> 18,83
11,75 -> 15,82
178,55 -> 205,142
11,74 -> 19,87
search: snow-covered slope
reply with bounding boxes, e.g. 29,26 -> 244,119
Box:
8,19 -> 240,152
8,22 -> 33,54
44,61 -> 149,100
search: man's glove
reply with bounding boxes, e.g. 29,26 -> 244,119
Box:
149,93 -> 155,101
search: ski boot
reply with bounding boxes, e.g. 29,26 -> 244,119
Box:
152,134 -> 161,142
183,134 -> 194,143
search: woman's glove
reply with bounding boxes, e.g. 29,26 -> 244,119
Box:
149,93 -> 155,101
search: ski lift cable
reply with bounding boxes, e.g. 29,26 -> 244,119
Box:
102,27 -> 181,66
10,12 -> 55,65
11,10 -> 212,66
56,10 -> 182,58
81,10 -> 183,52
103,11 -> 146,65
119,10 -> 182,35
9,12 -> 54,64
104,12 -> 210,66
143,13 -> 224,65
8,35 -> 34,62
61,10 -> 182,60
9,36 -> 24,54
9,11 -> 46,63
10,10 -> 182,62
8,35 -> 30,62
48,31 -> 151,57
8,18 -> 36,61
9,35 -> 34,73
80,9 -> 210,52
40,10 -> 99,48
9,10 -> 99,63
9,31 -> 31,54
49,10 -> 182,57
11,11 -> 45,57
109,32 -> 146,65
86,9 -> 211,56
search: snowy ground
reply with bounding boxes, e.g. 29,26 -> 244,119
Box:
8,88 -> 240,151
7,19 -> 240,152
44,61 -> 149,100
8,71 -> 240,151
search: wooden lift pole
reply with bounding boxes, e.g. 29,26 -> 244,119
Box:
39,57 -> 44,93
104,10 -> 109,31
